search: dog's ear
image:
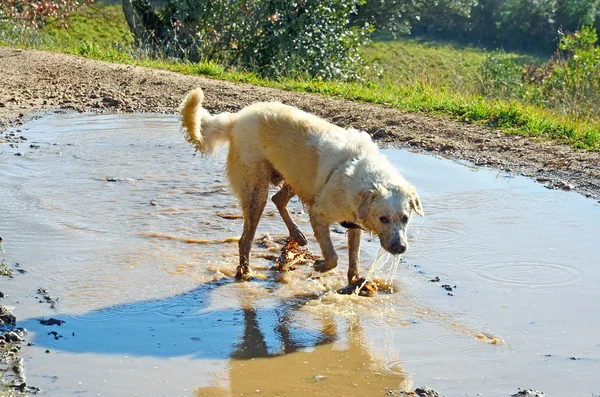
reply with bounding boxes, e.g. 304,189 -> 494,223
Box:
410,191 -> 424,217
358,190 -> 376,219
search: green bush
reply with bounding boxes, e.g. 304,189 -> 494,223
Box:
130,0 -> 371,80
543,26 -> 600,118
477,51 -> 527,98
477,26 -> 600,120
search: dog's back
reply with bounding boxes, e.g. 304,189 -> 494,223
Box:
230,102 -> 378,203
181,88 -> 379,203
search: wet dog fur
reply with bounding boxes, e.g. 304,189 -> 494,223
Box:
180,88 -> 423,284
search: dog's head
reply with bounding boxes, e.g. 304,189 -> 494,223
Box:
357,183 -> 423,255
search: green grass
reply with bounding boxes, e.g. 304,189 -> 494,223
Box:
44,2 -> 133,48
362,37 -> 540,93
0,4 -> 599,151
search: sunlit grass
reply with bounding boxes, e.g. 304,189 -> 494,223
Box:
361,37 -> 540,93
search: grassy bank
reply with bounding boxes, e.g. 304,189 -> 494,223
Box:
362,37 -> 541,93
1,3 -> 598,150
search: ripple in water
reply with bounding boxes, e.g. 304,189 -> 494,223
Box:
413,216 -> 468,245
65,251 -> 99,262
560,220 -> 584,227
384,359 -> 445,376
471,260 -> 582,287
460,346 -> 510,361
488,216 -> 531,225
432,334 -> 478,347
65,305 -> 126,322
521,324 -> 566,337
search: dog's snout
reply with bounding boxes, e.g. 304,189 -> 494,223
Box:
389,241 -> 407,255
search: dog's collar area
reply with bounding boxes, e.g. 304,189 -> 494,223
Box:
340,221 -> 364,230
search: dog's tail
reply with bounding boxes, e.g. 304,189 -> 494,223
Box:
180,88 -> 234,154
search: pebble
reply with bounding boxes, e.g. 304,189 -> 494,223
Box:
39,318 -> 65,326
4,331 -> 23,342
415,386 -> 440,397
511,389 -> 547,397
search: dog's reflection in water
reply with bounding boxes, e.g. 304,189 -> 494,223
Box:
195,295 -> 412,396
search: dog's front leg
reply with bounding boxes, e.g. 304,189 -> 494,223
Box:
309,213 -> 338,272
347,228 -> 362,283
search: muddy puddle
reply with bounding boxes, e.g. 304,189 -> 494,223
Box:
1,113 -> 599,396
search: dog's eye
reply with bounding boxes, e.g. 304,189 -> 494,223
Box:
401,215 -> 409,224
379,216 -> 389,224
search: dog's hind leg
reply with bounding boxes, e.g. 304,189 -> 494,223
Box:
272,183 -> 307,246
347,228 -> 362,283
236,185 -> 269,280
309,212 -> 338,273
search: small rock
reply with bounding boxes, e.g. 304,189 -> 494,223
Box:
337,278 -> 378,297
511,389 -> 547,397
0,291 -> 5,298
415,386 -> 440,397
373,129 -> 388,138
102,96 -> 122,107
4,331 -> 23,342
39,318 -> 65,326
0,307 -> 17,326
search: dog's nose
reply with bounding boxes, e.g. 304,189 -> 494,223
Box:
389,242 -> 407,255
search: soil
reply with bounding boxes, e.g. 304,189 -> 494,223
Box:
1,47 -> 599,200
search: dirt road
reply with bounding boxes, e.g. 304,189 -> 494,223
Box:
1,46 -> 599,199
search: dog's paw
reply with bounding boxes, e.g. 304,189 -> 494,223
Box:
235,267 -> 253,281
337,278 -> 378,297
290,229 -> 308,246
313,259 -> 337,273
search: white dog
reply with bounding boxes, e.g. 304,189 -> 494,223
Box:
180,88 -> 423,286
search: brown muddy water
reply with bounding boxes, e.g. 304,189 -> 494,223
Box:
1,113 -> 599,396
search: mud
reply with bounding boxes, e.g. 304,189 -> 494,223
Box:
1,47 -> 599,201
1,263 -> 38,394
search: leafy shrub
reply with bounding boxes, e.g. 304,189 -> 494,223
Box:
477,26 -> 600,120
556,0 -> 599,32
0,0 -> 94,29
125,0 -> 371,80
477,51 -> 527,98
354,0 -> 475,36
543,26 -> 600,118
496,0 -> 557,52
